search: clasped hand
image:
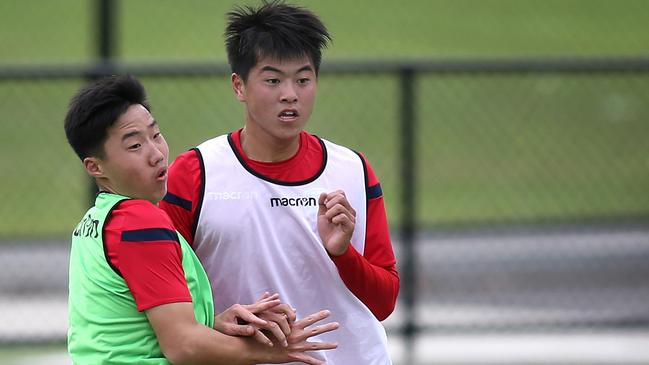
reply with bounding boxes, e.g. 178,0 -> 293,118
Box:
214,292 -> 339,365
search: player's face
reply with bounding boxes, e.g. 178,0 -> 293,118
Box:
89,104 -> 169,204
233,55 -> 317,146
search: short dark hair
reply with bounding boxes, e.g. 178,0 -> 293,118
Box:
225,0 -> 331,81
64,75 -> 150,160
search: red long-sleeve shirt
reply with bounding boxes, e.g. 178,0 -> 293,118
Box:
160,130 -> 399,320
104,198 -> 192,311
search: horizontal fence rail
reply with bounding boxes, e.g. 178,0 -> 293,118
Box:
2,57 -> 649,79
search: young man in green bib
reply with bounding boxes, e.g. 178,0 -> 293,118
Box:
64,75 -> 338,365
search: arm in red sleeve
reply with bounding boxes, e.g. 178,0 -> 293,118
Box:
331,154 -> 400,321
159,149 -> 203,246
104,199 -> 192,311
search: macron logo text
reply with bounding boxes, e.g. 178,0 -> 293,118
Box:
270,197 -> 317,208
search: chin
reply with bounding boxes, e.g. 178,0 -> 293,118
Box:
151,184 -> 168,203
151,192 -> 166,204
277,128 -> 302,140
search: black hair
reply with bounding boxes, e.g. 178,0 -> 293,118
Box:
225,0 -> 331,81
64,75 -> 150,160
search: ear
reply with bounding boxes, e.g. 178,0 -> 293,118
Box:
231,73 -> 246,102
83,157 -> 104,178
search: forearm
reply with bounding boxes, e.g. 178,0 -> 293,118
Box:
176,325 -> 270,365
165,322 -> 272,365
147,303 -> 279,365
331,245 -> 399,321
330,189 -> 400,320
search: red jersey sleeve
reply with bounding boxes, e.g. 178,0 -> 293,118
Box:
159,149 -> 203,245
104,199 -> 192,311
331,154 -> 400,321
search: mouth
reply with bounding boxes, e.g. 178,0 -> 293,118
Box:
156,167 -> 168,181
278,109 -> 299,122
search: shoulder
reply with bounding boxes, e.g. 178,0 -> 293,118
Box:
170,149 -> 201,170
196,134 -> 232,155
317,136 -> 381,187
318,136 -> 360,163
110,199 -> 176,232
355,152 -> 380,187
168,150 -> 202,187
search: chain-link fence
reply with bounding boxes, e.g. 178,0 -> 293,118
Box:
3,62 -> 648,235
1,60 -> 648,347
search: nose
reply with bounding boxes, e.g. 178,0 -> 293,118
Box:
280,83 -> 298,104
150,141 -> 166,166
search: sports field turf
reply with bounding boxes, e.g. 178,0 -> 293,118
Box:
1,0 -> 648,237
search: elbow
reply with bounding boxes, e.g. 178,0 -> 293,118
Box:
375,310 -> 391,322
162,338 -> 198,365
376,275 -> 400,321
163,347 -> 188,365
374,300 -> 396,321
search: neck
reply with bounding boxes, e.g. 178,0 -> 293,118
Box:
240,128 -> 300,162
96,180 -> 115,195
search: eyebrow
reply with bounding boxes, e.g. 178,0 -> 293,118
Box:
121,120 -> 158,141
259,65 -> 314,75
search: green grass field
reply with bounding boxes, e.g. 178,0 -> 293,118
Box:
1,0 -> 649,237
2,0 -> 649,63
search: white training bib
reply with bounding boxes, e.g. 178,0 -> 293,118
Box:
194,134 -> 391,364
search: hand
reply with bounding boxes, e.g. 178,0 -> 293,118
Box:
267,309 -> 339,365
317,190 -> 356,256
256,300 -> 297,347
214,292 -> 291,346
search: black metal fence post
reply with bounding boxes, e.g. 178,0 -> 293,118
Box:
399,67 -> 417,364
97,0 -> 115,64
88,0 -> 117,203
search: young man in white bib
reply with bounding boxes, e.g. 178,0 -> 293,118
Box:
161,2 -> 399,364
